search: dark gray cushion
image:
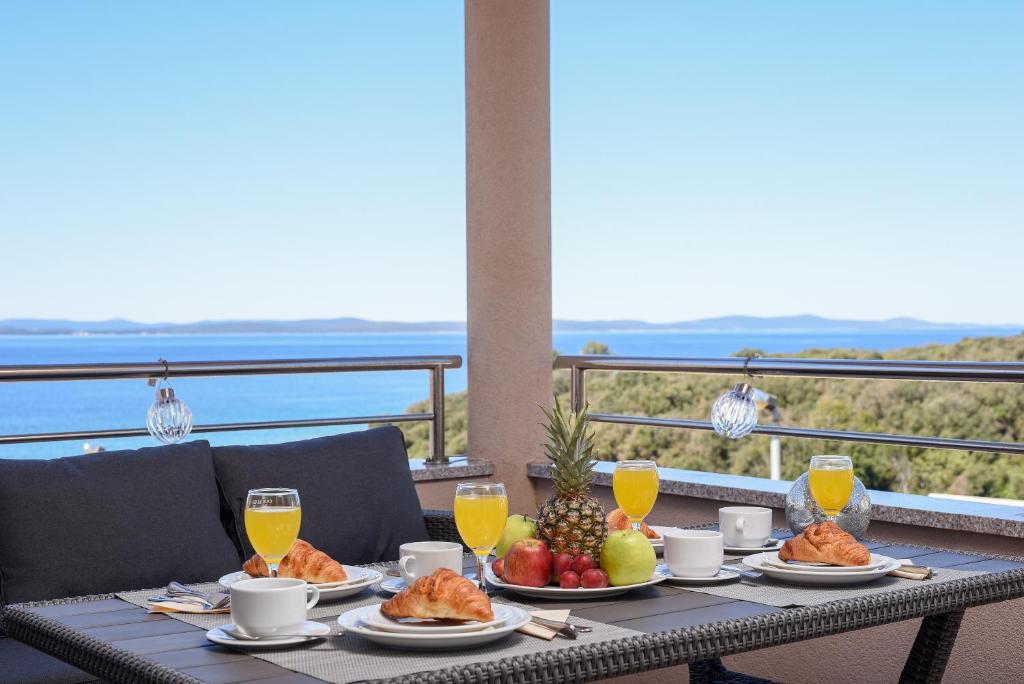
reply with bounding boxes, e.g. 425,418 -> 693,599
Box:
0,441 -> 242,606
212,427 -> 429,565
0,637 -> 99,683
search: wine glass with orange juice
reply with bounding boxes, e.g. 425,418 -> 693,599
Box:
454,482 -> 507,595
808,455 -> 854,521
613,460 -> 659,531
245,488 -> 301,577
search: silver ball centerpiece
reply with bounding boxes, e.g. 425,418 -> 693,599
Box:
147,386 -> 193,445
785,472 -> 871,538
711,383 -> 759,439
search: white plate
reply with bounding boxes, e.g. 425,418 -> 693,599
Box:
337,605 -> 531,650
356,603 -> 515,634
206,621 -> 331,648
486,565 -> 668,599
219,566 -> 382,600
648,525 -> 681,549
723,538 -> 784,554
760,552 -> 891,573
743,552 -> 902,586
657,564 -> 740,585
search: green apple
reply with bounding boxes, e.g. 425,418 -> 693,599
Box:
599,529 -> 656,586
495,515 -> 537,558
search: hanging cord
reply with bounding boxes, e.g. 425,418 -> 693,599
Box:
147,358 -> 171,388
742,352 -> 762,379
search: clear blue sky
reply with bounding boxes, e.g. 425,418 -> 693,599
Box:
1,2 -> 1020,324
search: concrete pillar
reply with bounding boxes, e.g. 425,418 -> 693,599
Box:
465,0 -> 552,512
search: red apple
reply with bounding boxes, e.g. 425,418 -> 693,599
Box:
581,568 -> 609,589
558,570 -> 581,589
552,553 -> 575,578
572,553 -> 595,575
492,558 -> 505,579
503,538 -> 553,587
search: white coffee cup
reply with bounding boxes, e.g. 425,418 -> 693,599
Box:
398,541 -> 463,586
230,577 -> 319,637
663,530 -> 724,578
719,506 -> 773,548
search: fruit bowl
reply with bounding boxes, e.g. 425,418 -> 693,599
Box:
485,564 -> 669,599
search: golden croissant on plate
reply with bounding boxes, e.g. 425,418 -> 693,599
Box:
779,521 -> 870,567
381,568 -> 494,622
606,508 -> 660,539
243,539 -> 348,583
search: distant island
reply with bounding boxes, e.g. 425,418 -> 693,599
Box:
0,315 -> 1018,336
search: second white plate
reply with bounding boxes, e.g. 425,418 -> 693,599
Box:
359,603 -> 516,634
219,566 -> 382,600
743,552 -> 901,586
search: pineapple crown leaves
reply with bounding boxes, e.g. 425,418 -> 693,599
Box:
540,395 -> 598,497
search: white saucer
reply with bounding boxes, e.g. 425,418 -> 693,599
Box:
219,566 -> 382,600
379,577 -> 406,594
723,538 -> 784,554
656,564 -> 740,585
206,621 -> 331,648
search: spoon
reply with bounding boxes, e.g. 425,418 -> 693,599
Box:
220,626 -> 342,641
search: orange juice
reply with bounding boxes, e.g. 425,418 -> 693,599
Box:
808,467 -> 854,515
613,466 -> 659,522
454,494 -> 508,554
245,506 -> 301,563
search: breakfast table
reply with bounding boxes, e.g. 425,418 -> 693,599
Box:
6,529 -> 1024,684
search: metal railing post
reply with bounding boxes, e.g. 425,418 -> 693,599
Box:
427,364 -> 447,464
570,366 -> 586,414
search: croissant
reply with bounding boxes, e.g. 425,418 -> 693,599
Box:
243,539 -> 348,583
381,568 -> 494,622
606,508 -> 660,539
779,522 -> 870,566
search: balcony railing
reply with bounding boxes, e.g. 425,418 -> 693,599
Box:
0,355 -> 462,464
554,355 -> 1024,455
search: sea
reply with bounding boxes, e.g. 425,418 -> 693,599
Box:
0,328 -> 1016,459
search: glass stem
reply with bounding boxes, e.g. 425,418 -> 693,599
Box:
476,554 -> 488,596
269,562 -> 279,578
631,519 -> 641,532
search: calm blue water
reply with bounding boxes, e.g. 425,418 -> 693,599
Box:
0,328 -> 1015,459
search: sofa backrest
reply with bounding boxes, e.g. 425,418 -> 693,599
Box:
212,426 -> 429,565
0,440 -> 241,607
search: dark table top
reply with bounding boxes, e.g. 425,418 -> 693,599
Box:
8,539 -> 1024,684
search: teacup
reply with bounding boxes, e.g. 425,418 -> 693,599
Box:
663,530 -> 724,578
399,541 -> 463,586
719,506 -> 773,548
230,577 -> 319,637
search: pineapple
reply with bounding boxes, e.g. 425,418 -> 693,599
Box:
536,397 -> 608,559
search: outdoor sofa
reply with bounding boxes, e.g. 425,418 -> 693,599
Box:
0,426 -> 459,684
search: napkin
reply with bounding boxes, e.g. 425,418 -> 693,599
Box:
518,609 -> 571,640
888,559 -> 933,580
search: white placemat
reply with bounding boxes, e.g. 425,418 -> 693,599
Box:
680,565 -> 988,608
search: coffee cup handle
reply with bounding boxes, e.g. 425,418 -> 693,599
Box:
735,516 -> 745,531
399,555 -> 416,580
305,585 -> 320,610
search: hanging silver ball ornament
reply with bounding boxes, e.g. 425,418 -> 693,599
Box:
785,472 -> 871,538
710,383 -> 759,439
147,387 -> 193,444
